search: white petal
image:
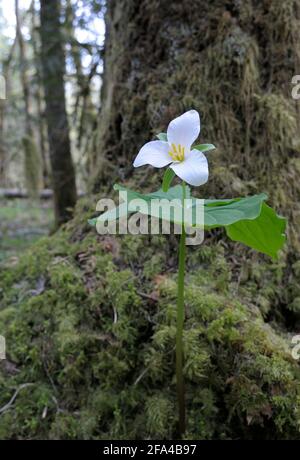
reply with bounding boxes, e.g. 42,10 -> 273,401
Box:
133,141 -> 172,168
170,150 -> 208,186
167,110 -> 200,150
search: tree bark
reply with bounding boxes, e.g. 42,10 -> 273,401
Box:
0,100 -> 5,184
15,0 -> 33,137
30,0 -> 50,187
0,98 -> 4,184
15,0 -> 43,198
0,38 -> 16,185
0,188 -> 84,199
65,0 -> 98,153
39,0 -> 77,227
91,0 -> 299,218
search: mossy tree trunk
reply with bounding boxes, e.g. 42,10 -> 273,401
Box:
30,0 -> 50,188
15,0 -> 32,137
40,0 -> 77,227
93,0 -> 300,250
0,37 -> 16,186
0,105 -> 5,185
16,0 -> 43,197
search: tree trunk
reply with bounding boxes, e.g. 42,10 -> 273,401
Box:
65,0 -> 98,154
92,0 -> 300,250
15,0 -> 43,198
15,0 -> 32,136
0,36 -> 17,186
30,0 -> 50,187
0,98 -> 4,184
94,0 -> 299,172
39,0 -> 77,227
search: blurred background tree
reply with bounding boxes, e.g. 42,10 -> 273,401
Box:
39,0 -> 77,225
0,0 -> 103,220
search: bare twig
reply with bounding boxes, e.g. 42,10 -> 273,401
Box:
0,383 -> 34,415
134,367 -> 149,386
137,291 -> 159,302
0,188 -> 84,199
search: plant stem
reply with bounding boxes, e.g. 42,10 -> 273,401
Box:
176,181 -> 186,437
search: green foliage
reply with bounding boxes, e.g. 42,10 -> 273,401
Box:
162,168 -> 175,192
156,133 -> 168,142
193,144 -> 216,153
89,185 -> 286,258
226,202 -> 286,259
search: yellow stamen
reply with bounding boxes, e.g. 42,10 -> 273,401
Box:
169,143 -> 185,162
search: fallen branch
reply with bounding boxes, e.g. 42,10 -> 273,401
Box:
0,383 -> 34,415
0,188 -> 85,199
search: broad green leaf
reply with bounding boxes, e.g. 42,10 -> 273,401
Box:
203,194 -> 268,228
203,194 -> 286,258
91,185 -> 264,229
114,183 -> 191,201
162,168 -> 176,192
112,184 -> 192,226
193,144 -> 216,153
88,203 -> 129,227
89,184 -> 286,258
157,132 -> 168,142
226,203 -> 286,259
204,198 -> 237,206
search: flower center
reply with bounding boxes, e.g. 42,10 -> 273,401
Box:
169,143 -> 185,162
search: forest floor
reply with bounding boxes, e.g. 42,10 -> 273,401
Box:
0,194 -> 299,439
0,199 -> 54,262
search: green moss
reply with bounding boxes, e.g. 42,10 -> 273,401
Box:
145,394 -> 175,438
1,209 -> 299,440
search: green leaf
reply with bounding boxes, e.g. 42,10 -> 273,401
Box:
114,183 -> 191,201
203,194 -> 268,228
202,194 -> 286,258
89,184 -> 192,227
112,184 -> 192,226
162,168 -> 176,192
226,203 -> 286,259
157,132 -> 168,142
88,184 -> 286,258
88,217 -> 97,226
193,144 -> 216,152
88,202 -> 130,227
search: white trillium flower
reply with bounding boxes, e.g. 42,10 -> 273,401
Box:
133,110 -> 209,186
